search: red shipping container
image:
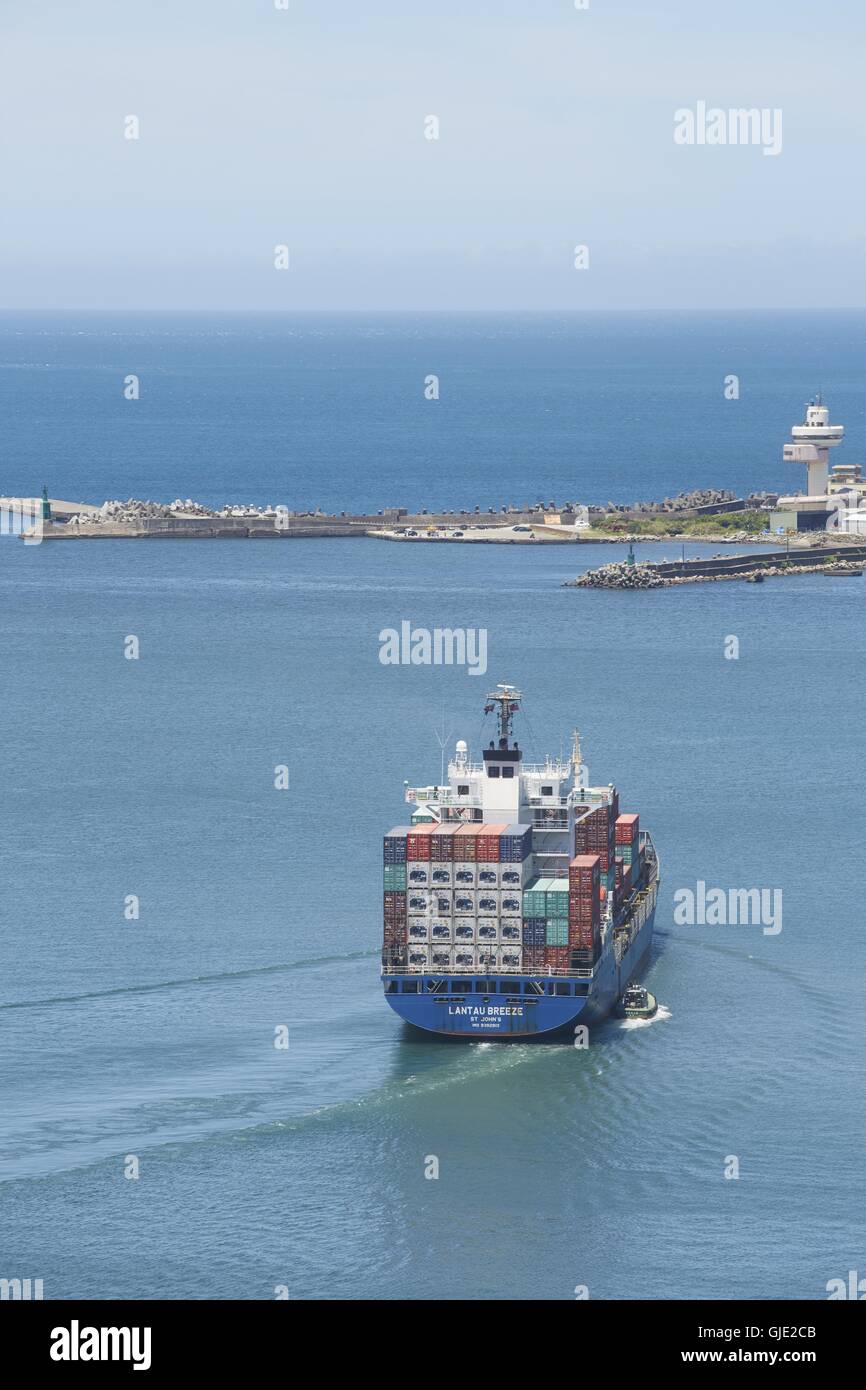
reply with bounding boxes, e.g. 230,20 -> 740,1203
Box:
383,922 -> 407,946
523,948 -> 546,972
452,824 -> 478,860
406,825 -> 435,860
544,946 -> 570,971
383,891 -> 407,920
476,823 -> 507,861
615,813 -> 639,845
430,831 -> 455,862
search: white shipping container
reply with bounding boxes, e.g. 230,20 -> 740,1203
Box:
453,861 -> 477,888
476,946 -> 499,970
406,947 -> 429,971
476,861 -> 500,889
406,861 -> 430,888
429,863 -> 454,888
430,948 -> 452,971
499,890 -> 523,917
475,889 -> 500,916
407,891 -> 431,916
453,921 -> 477,943
452,947 -> 477,971
430,890 -> 453,916
407,921 -> 430,943
429,919 -> 453,943
453,889 -> 476,916
500,921 -> 522,943
499,947 -> 523,972
499,860 -> 529,890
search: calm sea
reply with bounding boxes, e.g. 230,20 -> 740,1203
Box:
1,313 -> 863,1299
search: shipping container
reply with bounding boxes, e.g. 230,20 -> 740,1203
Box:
407,891 -> 431,916
452,824 -> 478,861
476,890 -> 499,915
453,890 -> 476,916
406,861 -> 430,887
545,920 -> 569,946
544,945 -> 570,971
500,947 -> 523,970
499,891 -> 523,917
430,830 -> 455,862
452,947 -> 476,971
383,921 -> 407,947
383,864 -> 407,891
477,921 -> 498,942
500,922 -> 522,942
430,919 -> 453,942
430,891 -> 453,916
499,823 -> 533,863
476,861 -> 501,888
383,890 -> 407,920
383,827 -> 411,865
407,947 -> 429,970
407,921 -> 430,942
525,917 -> 544,950
430,863 -> 454,887
476,823 -> 507,861
453,921 -> 476,942
615,813 -> 640,845
546,881 -> 570,918
499,860 -> 529,889
406,825 -> 435,861
523,879 -> 547,917
453,861 -> 477,887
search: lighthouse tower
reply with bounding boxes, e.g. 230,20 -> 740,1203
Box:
782,395 -> 844,498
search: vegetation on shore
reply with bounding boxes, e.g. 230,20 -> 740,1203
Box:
590,509 -> 770,537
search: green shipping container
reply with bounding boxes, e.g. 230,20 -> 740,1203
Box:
384,864 -> 407,891
545,920 -> 569,946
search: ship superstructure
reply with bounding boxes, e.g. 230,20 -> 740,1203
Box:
381,685 -> 659,1038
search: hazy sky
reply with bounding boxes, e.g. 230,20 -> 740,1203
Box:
2,0 -> 865,309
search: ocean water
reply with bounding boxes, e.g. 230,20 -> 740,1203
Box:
3,309 -> 866,513
1,314 -> 864,1301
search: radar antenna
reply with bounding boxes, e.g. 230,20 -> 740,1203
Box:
484,683 -> 522,750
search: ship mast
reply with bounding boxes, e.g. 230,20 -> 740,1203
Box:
484,683 -> 522,750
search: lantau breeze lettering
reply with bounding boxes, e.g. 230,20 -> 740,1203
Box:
448,1005 -> 524,1017
49,1322 -> 152,1372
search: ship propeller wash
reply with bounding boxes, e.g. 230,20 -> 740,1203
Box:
381,685 -> 659,1037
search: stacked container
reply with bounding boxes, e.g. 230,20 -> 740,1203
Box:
569,853 -> 602,967
574,799 -> 617,872
388,821 -> 534,972
383,826 -> 411,966
614,813 -> 640,910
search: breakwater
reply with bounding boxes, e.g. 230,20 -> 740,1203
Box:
568,545 -> 866,589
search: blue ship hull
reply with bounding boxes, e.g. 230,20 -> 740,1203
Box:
383,900 -> 655,1039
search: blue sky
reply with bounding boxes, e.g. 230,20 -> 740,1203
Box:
1,0 -> 864,309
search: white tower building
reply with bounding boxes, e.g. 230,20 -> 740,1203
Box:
782,395 -> 844,498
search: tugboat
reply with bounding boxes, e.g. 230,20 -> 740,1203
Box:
617,981 -> 658,1020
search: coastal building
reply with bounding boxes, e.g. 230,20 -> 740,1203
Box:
772,396 -> 860,530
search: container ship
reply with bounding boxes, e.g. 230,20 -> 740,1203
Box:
381,685 -> 659,1038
